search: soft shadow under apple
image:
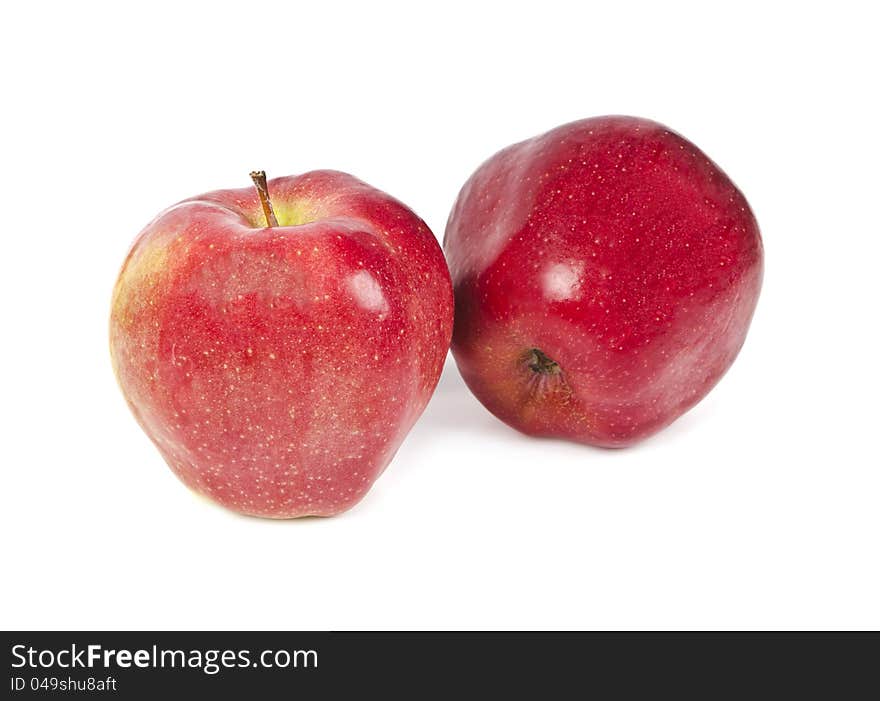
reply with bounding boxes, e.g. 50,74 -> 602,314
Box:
414,355 -> 513,436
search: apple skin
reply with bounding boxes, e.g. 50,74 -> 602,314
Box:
111,171 -> 453,517
445,116 -> 763,447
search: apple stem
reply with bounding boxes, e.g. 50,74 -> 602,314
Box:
250,170 -> 279,227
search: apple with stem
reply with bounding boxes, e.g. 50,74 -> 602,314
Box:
445,116 -> 763,447
111,170 -> 453,517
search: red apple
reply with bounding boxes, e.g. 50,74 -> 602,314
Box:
445,116 -> 763,447
111,171 -> 453,517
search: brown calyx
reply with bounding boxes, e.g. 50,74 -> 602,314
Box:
525,348 -> 561,375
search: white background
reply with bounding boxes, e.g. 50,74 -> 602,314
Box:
2,1 -> 878,630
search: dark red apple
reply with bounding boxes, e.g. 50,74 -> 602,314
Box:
445,116 -> 763,447
111,171 -> 453,517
